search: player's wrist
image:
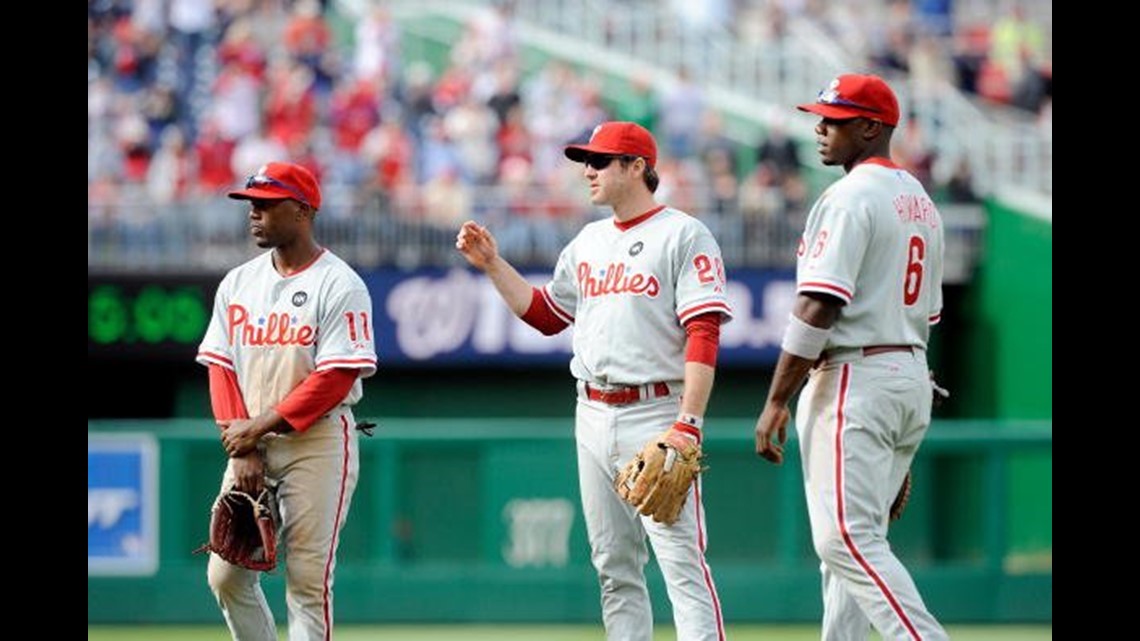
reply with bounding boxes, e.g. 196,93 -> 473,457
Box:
676,413 -> 704,429
673,414 -> 703,443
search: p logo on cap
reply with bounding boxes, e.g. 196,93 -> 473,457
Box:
797,74 -> 900,127
228,162 -> 322,210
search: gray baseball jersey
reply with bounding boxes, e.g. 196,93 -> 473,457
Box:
543,206 -> 733,386
797,160 -> 943,349
198,249 -> 377,409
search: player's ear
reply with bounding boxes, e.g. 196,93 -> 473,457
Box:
296,202 -> 313,221
861,119 -> 883,141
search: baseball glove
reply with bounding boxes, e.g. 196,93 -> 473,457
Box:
614,425 -> 703,525
889,471 -> 912,522
197,488 -> 279,571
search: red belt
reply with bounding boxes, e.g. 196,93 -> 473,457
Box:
584,382 -> 671,405
818,344 -> 913,366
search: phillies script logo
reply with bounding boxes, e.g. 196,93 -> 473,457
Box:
577,262 -> 660,299
227,304 -> 316,346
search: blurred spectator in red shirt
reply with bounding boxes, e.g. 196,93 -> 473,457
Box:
218,19 -> 267,81
331,76 -> 382,153
264,62 -> 318,148
362,119 -> 416,195
193,119 -> 236,194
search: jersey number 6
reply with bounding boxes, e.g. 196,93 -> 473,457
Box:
903,235 -> 925,306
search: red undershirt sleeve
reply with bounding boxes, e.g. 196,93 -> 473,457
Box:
683,312 -> 721,367
274,368 -> 359,432
208,363 -> 249,421
520,287 -> 570,336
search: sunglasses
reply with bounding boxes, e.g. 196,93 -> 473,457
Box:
815,92 -> 882,114
584,154 -> 637,170
245,174 -> 311,206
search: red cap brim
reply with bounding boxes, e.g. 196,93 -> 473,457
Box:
227,187 -> 293,202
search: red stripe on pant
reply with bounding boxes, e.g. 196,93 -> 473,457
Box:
833,363 -> 922,641
321,415 -> 352,640
694,480 -> 725,641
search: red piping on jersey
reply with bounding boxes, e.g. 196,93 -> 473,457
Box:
928,312 -> 941,325
679,301 -> 732,324
800,281 -> 854,302
540,285 -> 575,323
316,357 -> 378,370
199,350 -> 234,369
274,247 -> 326,278
857,157 -> 903,170
834,364 -> 923,640
322,414 -> 351,640
613,205 -> 665,231
522,287 -> 571,335
693,479 -> 726,641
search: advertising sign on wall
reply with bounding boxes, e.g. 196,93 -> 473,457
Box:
88,433 -> 159,576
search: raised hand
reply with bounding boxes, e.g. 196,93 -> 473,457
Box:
455,221 -> 500,271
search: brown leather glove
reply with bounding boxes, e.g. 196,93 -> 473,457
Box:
614,424 -> 703,526
196,488 -> 278,571
890,471 -> 912,522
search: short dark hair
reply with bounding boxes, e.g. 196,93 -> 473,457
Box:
619,156 -> 660,194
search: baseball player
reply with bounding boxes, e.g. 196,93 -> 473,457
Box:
456,122 -> 732,641
753,75 -> 948,640
197,161 -> 377,641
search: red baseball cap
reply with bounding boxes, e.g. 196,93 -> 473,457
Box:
228,161 -> 322,210
798,74 -> 900,127
565,121 -> 658,169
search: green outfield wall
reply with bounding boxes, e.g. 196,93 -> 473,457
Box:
89,419 -> 1051,625
954,197 -> 1052,561
957,199 -> 1052,420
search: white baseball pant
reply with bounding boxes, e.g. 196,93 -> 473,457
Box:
797,349 -> 947,641
575,389 -> 725,641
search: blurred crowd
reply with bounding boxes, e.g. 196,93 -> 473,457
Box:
89,0 -> 1040,269
687,0 -> 1051,120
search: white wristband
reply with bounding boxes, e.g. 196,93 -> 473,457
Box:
676,413 -> 704,429
781,314 -> 832,359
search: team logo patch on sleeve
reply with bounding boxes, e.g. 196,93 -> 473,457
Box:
292,291 -> 308,307
629,241 -> 644,256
